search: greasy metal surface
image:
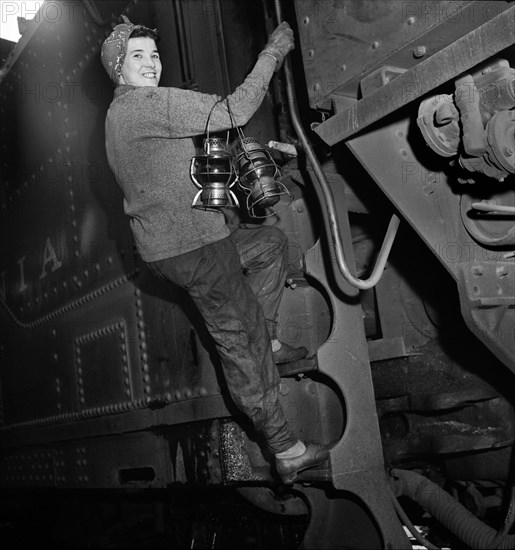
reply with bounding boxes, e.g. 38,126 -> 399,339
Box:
297,0 -> 473,104
0,432 -> 170,488
0,2 -> 134,324
220,420 -> 271,482
303,174 -> 409,547
0,391 -> 230,449
381,396 -> 515,461
1,0 -> 135,428
371,313 -> 514,468
347,116 -> 459,277
301,478 -> 409,549
461,189 -> 515,247
418,61 -> 515,183
0,420 -> 225,488
220,374 -> 345,483
458,261 -> 515,369
295,0 -> 511,106
445,446 -> 512,480
346,114 -> 515,371
312,4 -> 515,144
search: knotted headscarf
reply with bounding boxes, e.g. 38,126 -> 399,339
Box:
101,15 -> 156,83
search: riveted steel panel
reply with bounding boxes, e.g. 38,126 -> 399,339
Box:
0,448 -> 56,487
0,2 -> 136,328
74,321 -> 131,409
0,419 -> 229,488
294,0 -> 512,107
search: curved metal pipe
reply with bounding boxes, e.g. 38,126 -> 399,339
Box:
392,468 -> 515,549
273,0 -> 400,290
391,493 -> 440,550
471,202 -> 515,214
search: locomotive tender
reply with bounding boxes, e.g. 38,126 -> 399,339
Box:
0,0 -> 514,547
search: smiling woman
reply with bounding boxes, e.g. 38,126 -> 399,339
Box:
0,0 -> 43,42
119,34 -> 162,87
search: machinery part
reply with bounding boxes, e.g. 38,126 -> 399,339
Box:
475,58 -> 515,114
460,189 -> 515,246
380,395 -> 515,462
346,110 -> 515,369
445,447 -> 512,481
274,2 -> 401,291
312,5 -> 515,144
417,94 -> 460,157
235,486 -> 309,516
498,485 -> 515,540
487,110 -> 515,175
267,140 -> 298,156
457,261 -> 515,372
458,107 -> 515,182
455,74 -> 488,156
300,485 -> 395,549
391,468 -> 515,549
391,494 -> 440,550
471,202 -> 515,214
418,63 -> 515,182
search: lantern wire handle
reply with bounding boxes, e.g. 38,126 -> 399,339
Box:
203,98 -> 238,151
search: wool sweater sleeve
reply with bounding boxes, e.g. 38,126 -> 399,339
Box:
133,54 -> 277,138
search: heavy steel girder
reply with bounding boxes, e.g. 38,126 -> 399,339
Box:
345,113 -> 515,373
307,3 -> 515,144
300,178 -> 410,549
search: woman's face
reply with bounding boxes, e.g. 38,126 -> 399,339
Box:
119,37 -> 162,87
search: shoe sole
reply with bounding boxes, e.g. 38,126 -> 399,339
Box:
279,457 -> 329,484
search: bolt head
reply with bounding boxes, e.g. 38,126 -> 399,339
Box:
413,45 -> 427,58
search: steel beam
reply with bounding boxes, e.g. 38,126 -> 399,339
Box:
314,5 -> 515,145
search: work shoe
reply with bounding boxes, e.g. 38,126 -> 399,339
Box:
276,442 -> 332,484
273,342 -> 308,364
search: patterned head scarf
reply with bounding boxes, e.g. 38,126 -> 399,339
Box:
101,15 -> 157,83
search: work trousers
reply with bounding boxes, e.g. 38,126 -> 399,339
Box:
147,225 -> 297,453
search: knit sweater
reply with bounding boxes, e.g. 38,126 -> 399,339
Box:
105,55 -> 277,262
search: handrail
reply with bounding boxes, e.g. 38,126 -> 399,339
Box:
272,0 -> 400,290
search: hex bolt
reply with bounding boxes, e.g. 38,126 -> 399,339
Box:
413,45 -> 427,58
286,278 -> 297,289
